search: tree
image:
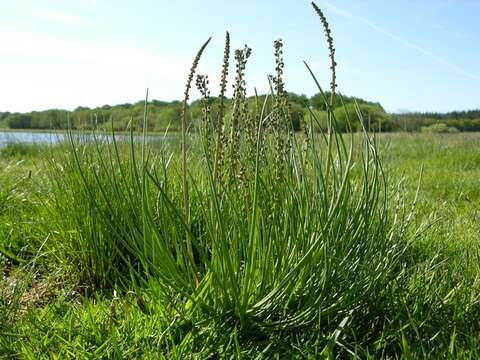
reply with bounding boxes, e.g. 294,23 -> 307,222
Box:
333,103 -> 394,132
6,114 -> 32,129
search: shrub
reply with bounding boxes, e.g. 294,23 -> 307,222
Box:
5,114 -> 32,129
421,123 -> 459,133
306,102 -> 395,132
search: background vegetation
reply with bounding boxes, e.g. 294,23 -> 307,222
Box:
2,95 -> 479,133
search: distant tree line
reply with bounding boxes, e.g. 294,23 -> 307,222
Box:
396,110 -> 480,121
392,111 -> 480,132
1,94 -> 479,133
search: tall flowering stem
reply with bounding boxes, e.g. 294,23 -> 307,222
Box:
181,37 -> 211,285
311,1 -> 337,106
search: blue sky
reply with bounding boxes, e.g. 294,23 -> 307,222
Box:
0,0 -> 479,113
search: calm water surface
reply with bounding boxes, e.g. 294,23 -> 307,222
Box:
0,131 -> 66,147
0,131 -> 170,147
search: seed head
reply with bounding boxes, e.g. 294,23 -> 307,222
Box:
311,2 -> 337,104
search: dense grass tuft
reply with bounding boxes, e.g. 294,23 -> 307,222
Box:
39,12 -> 420,353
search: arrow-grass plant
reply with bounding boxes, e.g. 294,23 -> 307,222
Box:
44,1 -> 417,352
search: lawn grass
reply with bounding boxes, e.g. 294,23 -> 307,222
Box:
0,133 -> 479,358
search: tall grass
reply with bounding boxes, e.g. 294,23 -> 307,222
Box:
38,2 -> 440,356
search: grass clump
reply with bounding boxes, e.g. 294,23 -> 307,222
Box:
38,3 -> 416,356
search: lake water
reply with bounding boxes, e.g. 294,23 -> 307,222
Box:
0,131 -> 67,147
0,131 -> 170,148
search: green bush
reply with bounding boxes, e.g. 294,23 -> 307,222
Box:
421,123 -> 459,133
305,102 -> 395,132
5,114 -> 32,129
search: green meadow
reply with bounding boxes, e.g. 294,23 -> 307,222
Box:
1,129 -> 479,358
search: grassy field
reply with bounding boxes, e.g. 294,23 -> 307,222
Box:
1,4 -> 479,357
0,131 -> 479,358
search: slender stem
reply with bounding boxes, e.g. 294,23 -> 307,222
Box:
181,37 -> 212,286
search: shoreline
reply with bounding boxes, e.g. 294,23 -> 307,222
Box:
0,128 -> 179,135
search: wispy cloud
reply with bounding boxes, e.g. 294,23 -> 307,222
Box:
0,30 -> 199,111
318,0 -> 480,82
29,8 -> 89,28
0,30 -> 191,79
